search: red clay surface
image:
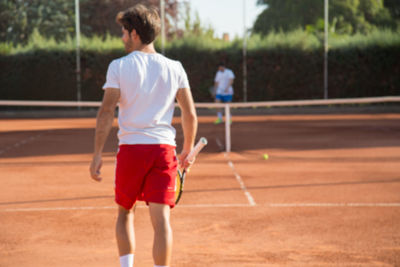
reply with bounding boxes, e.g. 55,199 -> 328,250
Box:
0,113 -> 400,266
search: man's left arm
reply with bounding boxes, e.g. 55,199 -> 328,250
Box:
89,88 -> 120,181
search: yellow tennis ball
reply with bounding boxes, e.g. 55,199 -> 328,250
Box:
263,153 -> 269,160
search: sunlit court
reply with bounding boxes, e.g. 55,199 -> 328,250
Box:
1,109 -> 400,266
1,0 -> 400,266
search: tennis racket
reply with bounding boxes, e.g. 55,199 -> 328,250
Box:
175,137 -> 208,204
209,85 -> 216,98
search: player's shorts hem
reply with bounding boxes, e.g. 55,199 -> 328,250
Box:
215,94 -> 233,102
114,188 -> 176,209
145,200 -> 175,209
115,187 -> 136,210
141,190 -> 176,209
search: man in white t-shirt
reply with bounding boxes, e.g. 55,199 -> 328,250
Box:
89,5 -> 197,267
213,62 -> 235,124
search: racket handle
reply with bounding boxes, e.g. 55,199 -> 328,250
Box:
186,137 -> 208,162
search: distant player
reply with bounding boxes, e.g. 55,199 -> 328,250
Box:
89,4 -> 197,267
213,62 -> 235,124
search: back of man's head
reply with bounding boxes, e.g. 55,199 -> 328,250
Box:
116,4 -> 161,44
218,62 -> 226,68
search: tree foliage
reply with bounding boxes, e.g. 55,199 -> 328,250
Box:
0,0 -> 74,43
0,0 -> 180,44
253,0 -> 399,35
253,0 -> 323,34
384,0 -> 400,20
79,0 -> 180,37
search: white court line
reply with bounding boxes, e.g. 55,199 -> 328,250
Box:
215,138 -> 223,149
269,203 -> 400,207
227,159 -> 256,206
1,206 -> 115,212
0,133 -> 44,155
2,203 -> 400,212
0,203 -> 254,212
216,137 -> 256,206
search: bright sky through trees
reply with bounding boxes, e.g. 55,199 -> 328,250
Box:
189,0 -> 265,38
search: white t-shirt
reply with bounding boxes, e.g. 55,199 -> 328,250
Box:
103,51 -> 190,146
214,68 -> 235,95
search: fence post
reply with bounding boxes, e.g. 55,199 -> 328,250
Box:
225,104 -> 231,153
75,0 -> 81,106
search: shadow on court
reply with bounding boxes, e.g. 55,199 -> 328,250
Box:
0,117 -> 399,159
0,195 -> 114,206
184,178 -> 400,194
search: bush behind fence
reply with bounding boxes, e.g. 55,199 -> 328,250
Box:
1,41 -> 399,102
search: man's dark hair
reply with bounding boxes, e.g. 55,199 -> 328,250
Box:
116,4 -> 161,44
218,61 -> 226,67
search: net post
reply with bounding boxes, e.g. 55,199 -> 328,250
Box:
75,0 -> 81,108
242,0 -> 247,102
324,0 -> 329,99
225,104 -> 231,153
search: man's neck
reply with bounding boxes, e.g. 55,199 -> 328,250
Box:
131,43 -> 157,54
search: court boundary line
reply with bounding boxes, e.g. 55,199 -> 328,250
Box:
269,203 -> 400,207
0,203 -> 255,212
0,132 -> 45,156
216,137 -> 256,206
226,159 -> 256,206
2,203 -> 400,212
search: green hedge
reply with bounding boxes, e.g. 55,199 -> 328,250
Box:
1,45 -> 399,102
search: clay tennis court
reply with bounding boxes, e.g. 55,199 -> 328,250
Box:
1,111 -> 400,266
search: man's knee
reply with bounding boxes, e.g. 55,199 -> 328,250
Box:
118,205 -> 135,219
149,203 -> 171,232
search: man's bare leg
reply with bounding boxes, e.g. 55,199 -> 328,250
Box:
116,205 -> 135,266
215,98 -> 223,123
149,203 -> 173,266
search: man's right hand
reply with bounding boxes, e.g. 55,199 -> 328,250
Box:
176,87 -> 198,170
90,154 -> 103,182
179,149 -> 195,170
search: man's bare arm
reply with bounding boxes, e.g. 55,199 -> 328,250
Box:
176,87 -> 198,168
214,81 -> 219,91
90,88 -> 120,181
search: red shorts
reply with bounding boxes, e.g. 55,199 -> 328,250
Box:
115,144 -> 177,209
